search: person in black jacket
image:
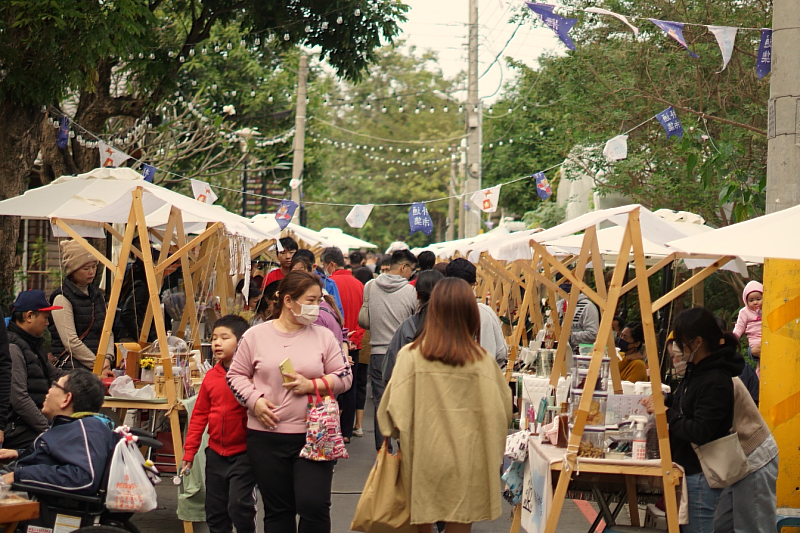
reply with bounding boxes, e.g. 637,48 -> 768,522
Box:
643,307 -> 744,533
0,307 -> 11,445
5,291 -> 65,450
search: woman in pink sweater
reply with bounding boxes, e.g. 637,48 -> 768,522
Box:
227,271 -> 352,533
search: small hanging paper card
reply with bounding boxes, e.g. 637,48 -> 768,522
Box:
141,164 -> 157,183
56,117 -> 70,149
190,179 -> 218,204
275,199 -> 298,230
409,203 -> 433,236
603,135 -> 629,161
757,29 -> 772,79
471,185 -> 502,213
648,19 -> 698,58
534,172 -> 552,200
526,3 -> 579,51
289,178 -> 302,190
655,107 -> 684,139
707,26 -> 738,72
98,141 -> 131,168
346,204 -> 374,229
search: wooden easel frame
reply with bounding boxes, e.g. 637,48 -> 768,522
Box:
495,207 -> 736,533
53,187 -> 251,533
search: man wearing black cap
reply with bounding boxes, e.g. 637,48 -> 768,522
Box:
4,291 -> 65,450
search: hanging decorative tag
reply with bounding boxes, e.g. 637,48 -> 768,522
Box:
756,29 -> 772,79
655,107 -> 684,139
98,141 -> 131,167
471,185 -> 502,213
346,204 -> 374,229
603,135 -> 629,161
409,203 -> 433,236
275,200 -> 298,230
526,3 -> 579,50
141,164 -> 157,183
190,179 -> 218,204
648,19 -> 698,58
534,172 -> 553,200
707,26 -> 738,72
56,117 -> 70,149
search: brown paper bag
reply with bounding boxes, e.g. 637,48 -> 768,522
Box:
351,441 -> 416,533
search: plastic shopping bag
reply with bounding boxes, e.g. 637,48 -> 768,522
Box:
106,437 -> 158,513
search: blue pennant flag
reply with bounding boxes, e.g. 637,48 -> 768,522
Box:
757,29 -> 772,79
409,202 -> 433,236
56,117 -> 70,149
534,172 -> 552,200
648,19 -> 698,58
275,200 -> 298,230
141,164 -> 157,183
526,3 -> 578,51
655,107 -> 684,139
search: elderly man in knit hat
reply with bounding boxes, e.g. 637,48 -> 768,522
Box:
48,240 -> 115,376
445,258 -> 508,366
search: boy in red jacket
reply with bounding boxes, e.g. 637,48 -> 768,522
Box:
181,315 -> 256,533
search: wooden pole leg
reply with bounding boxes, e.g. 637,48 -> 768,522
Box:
510,503 -> 522,533
625,475 -> 640,527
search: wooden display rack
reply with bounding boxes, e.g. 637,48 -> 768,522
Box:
481,207 -> 735,533
52,187 -> 244,533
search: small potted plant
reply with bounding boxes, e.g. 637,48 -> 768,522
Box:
140,357 -> 156,383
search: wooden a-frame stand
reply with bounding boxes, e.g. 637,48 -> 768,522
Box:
486,207 -> 734,533
52,187 -> 242,533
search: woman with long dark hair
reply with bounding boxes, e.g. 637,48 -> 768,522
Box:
377,278 -> 511,533
228,271 -> 352,533
643,306 -> 744,533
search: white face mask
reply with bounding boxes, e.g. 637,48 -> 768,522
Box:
673,360 -> 687,375
680,339 -> 700,363
291,302 -> 320,325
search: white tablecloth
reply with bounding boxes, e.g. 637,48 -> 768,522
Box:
520,437 -> 688,532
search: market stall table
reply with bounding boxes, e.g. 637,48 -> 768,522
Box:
0,499 -> 39,533
518,435 -> 686,533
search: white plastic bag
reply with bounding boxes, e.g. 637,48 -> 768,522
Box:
108,375 -> 155,400
106,438 -> 158,513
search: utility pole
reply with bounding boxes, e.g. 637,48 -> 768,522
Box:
291,54 -> 308,224
447,154 -> 457,241
465,0 -> 482,237
458,141 -> 467,240
761,0 -> 800,508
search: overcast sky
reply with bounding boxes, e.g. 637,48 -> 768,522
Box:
395,0 -> 559,102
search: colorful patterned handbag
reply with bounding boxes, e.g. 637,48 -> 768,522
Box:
300,376 -> 349,461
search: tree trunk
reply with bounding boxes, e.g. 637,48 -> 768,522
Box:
0,102 -> 44,307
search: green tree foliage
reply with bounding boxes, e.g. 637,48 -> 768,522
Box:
483,0 -> 770,226
305,44 -> 464,250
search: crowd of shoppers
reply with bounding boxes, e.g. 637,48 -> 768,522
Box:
0,233 -> 780,533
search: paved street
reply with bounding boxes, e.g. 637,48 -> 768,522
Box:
134,397 -> 637,533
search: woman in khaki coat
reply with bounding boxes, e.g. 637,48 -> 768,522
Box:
377,278 -> 512,533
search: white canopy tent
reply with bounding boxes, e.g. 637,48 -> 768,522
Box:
665,206 -> 800,263
464,204 -> 749,276
318,227 -> 377,252
0,167 -> 276,242
250,214 -> 334,249
414,226 -> 530,260
539,210 -> 747,274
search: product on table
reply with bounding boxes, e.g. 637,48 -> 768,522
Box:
573,425 -> 605,458
570,389 -> 608,426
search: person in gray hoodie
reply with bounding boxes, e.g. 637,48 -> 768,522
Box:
365,249 -> 417,450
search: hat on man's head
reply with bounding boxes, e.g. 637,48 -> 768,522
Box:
445,258 -> 477,285
12,290 -> 62,313
60,239 -> 98,277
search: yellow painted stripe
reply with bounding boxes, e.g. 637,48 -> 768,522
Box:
766,293 -> 800,333
768,389 -> 800,428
